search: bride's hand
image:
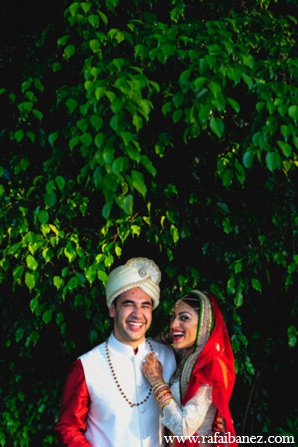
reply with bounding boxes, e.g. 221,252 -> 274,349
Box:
142,353 -> 164,386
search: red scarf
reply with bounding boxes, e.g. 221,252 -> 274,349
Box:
176,293 -> 237,447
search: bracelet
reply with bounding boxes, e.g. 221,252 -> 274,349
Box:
155,389 -> 170,400
152,381 -> 173,410
152,381 -> 167,393
153,384 -> 169,397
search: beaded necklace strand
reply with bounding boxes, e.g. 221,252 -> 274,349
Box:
105,338 -> 154,408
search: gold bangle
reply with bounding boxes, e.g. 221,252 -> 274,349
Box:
152,381 -> 167,392
154,389 -> 168,399
153,386 -> 169,398
156,390 -> 172,405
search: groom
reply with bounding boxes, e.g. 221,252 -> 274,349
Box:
55,257 -> 177,447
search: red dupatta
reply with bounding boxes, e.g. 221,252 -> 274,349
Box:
176,291 -> 237,447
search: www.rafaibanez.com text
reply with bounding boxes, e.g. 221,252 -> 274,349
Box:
164,432 -> 295,444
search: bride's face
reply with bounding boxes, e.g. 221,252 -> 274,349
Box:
170,301 -> 198,355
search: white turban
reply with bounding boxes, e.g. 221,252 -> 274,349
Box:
106,257 -> 161,309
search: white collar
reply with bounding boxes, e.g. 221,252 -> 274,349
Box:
108,332 -> 148,358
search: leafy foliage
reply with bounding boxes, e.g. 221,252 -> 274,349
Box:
1,0 -> 298,444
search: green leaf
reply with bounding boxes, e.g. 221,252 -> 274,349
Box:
199,105 -> 211,123
132,114 -> 143,132
112,156 -> 126,175
216,202 -> 230,214
44,191 -> 57,207
242,54 -> 254,69
95,87 -> 106,101
179,69 -> 191,87
90,115 -> 103,131
244,355 -> 255,375
241,73 -> 254,90
69,136 -> 80,150
29,296 -> 39,312
265,152 -> 281,172
234,291 -> 244,308
210,117 -> 224,138
227,97 -> 240,113
102,201 -> 112,219
221,168 -> 233,187
55,175 -> 66,191
89,39 -> 100,52
234,261 -> 243,274
14,129 -> 24,143
226,66 -> 242,84
192,77 -> 206,93
64,44 -> 75,59
88,14 -> 100,28
123,194 -> 133,214
53,276 -> 63,289
25,272 -> 36,291
126,145 -> 141,162
103,147 -> 115,164
287,324 -> 297,348
95,133 -> 104,148
172,109 -> 183,123
108,27 -> 125,43
26,255 -> 38,271
85,265 -> 97,284
243,150 -> 254,168
212,95 -> 226,113
42,247 -> 54,262
131,225 -> 141,236
64,242 -> 76,263
103,173 -> 118,192
98,10 -> 108,25
140,155 -> 157,176
57,34 -> 69,46
48,132 -> 59,148
66,98 -> 78,113
115,245 -> 122,257
18,101 -> 33,114
37,210 -> 49,224
162,101 -> 172,116
97,270 -> 109,283
227,276 -> 235,295
223,217 -> 232,234
42,310 -> 53,324
15,327 -> 24,343
33,109 -> 43,120
170,224 -> 179,244
277,140 -> 292,158
280,125 -> 294,142
251,278 -> 262,292
131,170 -> 147,198
66,276 -> 79,291
110,114 -> 119,132
13,265 -> 24,284
26,131 -> 35,142
209,81 -> 222,98
288,105 -> 298,121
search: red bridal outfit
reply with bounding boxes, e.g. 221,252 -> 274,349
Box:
160,290 -> 237,447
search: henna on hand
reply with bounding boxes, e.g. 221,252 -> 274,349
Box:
141,353 -> 164,386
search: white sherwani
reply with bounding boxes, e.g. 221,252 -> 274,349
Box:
79,333 -> 176,447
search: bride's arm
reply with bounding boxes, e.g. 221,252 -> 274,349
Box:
142,353 -> 213,437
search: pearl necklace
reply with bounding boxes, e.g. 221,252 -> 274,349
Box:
105,338 -> 154,408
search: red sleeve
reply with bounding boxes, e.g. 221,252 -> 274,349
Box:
55,359 -> 92,447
